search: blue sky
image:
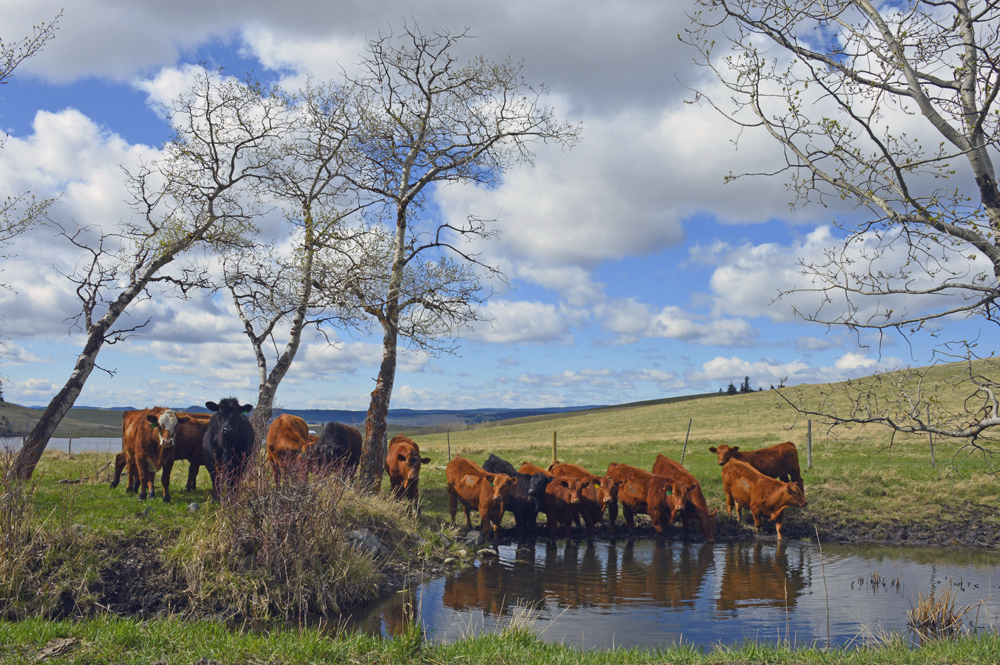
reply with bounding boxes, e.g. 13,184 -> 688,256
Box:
0,1 -> 979,411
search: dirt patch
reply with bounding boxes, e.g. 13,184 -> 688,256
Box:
95,534 -> 190,617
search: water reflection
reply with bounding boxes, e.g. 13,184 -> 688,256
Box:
342,540 -> 1000,650
717,541 -> 809,612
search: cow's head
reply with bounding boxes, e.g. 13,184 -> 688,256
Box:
708,444 -> 737,466
206,398 -> 253,442
597,476 -> 622,505
526,472 -> 553,500
145,410 -> 191,450
552,477 -> 583,505
783,482 -> 807,508
397,450 -> 431,489
487,472 -> 517,504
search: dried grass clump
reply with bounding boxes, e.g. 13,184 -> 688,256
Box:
907,586 -> 984,640
175,465 -> 414,621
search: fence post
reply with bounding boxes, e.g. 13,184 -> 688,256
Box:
928,405 -> 936,467
807,420 -> 812,470
68,431 -> 73,457
552,431 -> 558,465
447,430 -> 451,461
680,418 -> 692,465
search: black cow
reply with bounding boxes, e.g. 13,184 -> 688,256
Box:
482,453 -> 552,544
202,398 -> 254,500
306,421 -> 362,476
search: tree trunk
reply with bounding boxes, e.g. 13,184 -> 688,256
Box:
12,328 -> 106,479
359,318 -> 398,492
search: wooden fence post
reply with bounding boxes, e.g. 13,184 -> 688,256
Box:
680,418 -> 692,465
447,430 -> 451,461
807,420 -> 812,470
928,405 -> 936,467
552,431 -> 558,465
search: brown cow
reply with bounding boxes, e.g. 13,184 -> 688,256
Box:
112,408 -> 210,502
385,435 -> 431,513
518,461 -> 553,477
651,454 -> 717,542
721,459 -> 807,540
266,413 -> 318,486
446,455 -> 517,542
708,441 -> 803,490
606,462 -> 683,541
549,462 -> 621,539
541,475 -> 584,542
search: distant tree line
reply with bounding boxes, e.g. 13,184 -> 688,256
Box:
719,376 -> 765,395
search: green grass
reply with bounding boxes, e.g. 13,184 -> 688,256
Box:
2,615 -> 1000,664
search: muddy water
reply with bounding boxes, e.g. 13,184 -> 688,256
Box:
344,540 -> 1000,649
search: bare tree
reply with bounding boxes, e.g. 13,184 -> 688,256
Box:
343,25 -> 580,490
12,70 -> 290,479
684,0 -> 1000,454
0,11 -> 60,256
222,80 -> 366,446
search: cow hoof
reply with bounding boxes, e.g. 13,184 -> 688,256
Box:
163,496 -> 171,504
109,480 -> 119,489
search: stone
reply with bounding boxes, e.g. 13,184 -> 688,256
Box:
187,502 -> 200,512
478,547 -> 499,557
347,529 -> 385,557
462,530 -> 484,547
443,557 -> 455,565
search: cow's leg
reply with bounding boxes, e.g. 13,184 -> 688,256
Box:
186,462 -> 200,492
774,514 -> 784,541
126,456 -> 139,494
724,490 -> 735,518
137,457 -> 152,500
548,514 -> 559,542
271,461 -> 281,488
448,488 -> 458,523
160,455 -> 174,503
111,451 -> 126,489
582,510 -> 596,543
480,508 -> 493,541
751,511 -> 763,534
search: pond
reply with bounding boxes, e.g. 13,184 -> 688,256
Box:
44,437 -> 121,455
342,540 -> 1000,650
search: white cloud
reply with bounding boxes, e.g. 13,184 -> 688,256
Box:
469,300 -> 576,345
687,352 -> 903,389
598,298 -> 758,347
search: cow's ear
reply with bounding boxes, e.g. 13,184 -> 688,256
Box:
593,479 -> 601,487
206,401 -> 219,412
543,475 -> 554,485
177,416 -> 191,424
421,457 -> 431,464
397,454 -> 407,462
560,480 -> 569,488
510,477 -> 517,485
708,447 -> 717,453
241,404 -> 253,414
145,415 -> 159,426
731,446 -> 740,453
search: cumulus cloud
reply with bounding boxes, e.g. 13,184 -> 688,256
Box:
468,300 -> 576,345
597,298 -> 758,347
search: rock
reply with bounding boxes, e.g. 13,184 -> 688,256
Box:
457,549 -> 468,557
462,530 -> 484,547
478,547 -> 498,557
443,557 -> 455,565
187,502 -> 200,512
135,506 -> 151,519
347,529 -> 385,557
36,638 -> 79,660
436,532 -> 454,547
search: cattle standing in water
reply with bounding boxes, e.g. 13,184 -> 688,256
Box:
708,442 -> 804,491
307,421 -> 362,477
549,462 -> 621,540
483,454 -> 552,544
446,455 -> 517,543
606,462 -> 683,541
651,454 -> 717,542
266,414 -> 318,486
202,398 -> 255,500
721,459 -> 807,540
112,408 -> 211,501
540,475 -> 584,543
386,435 -> 431,513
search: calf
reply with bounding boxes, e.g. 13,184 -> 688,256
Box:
386,435 -> 431,513
266,413 -> 318,486
721,459 -> 807,540
202,398 -> 255,500
307,421 -> 362,476
549,462 -> 621,540
112,408 -> 210,502
541,476 -> 585,542
708,442 -> 803,490
446,455 -> 518,543
518,461 -> 553,477
483,454 -> 552,543
651,454 -> 717,542
606,462 -> 683,541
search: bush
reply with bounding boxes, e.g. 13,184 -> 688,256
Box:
174,463 -> 416,620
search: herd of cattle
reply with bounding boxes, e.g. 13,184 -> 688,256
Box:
444,440 -> 806,543
109,400 -> 806,542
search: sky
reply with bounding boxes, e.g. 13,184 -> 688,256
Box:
0,0 -> 985,412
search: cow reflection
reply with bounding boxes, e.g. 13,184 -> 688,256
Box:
717,541 -> 807,612
442,553 -> 551,616
610,541 -> 714,609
